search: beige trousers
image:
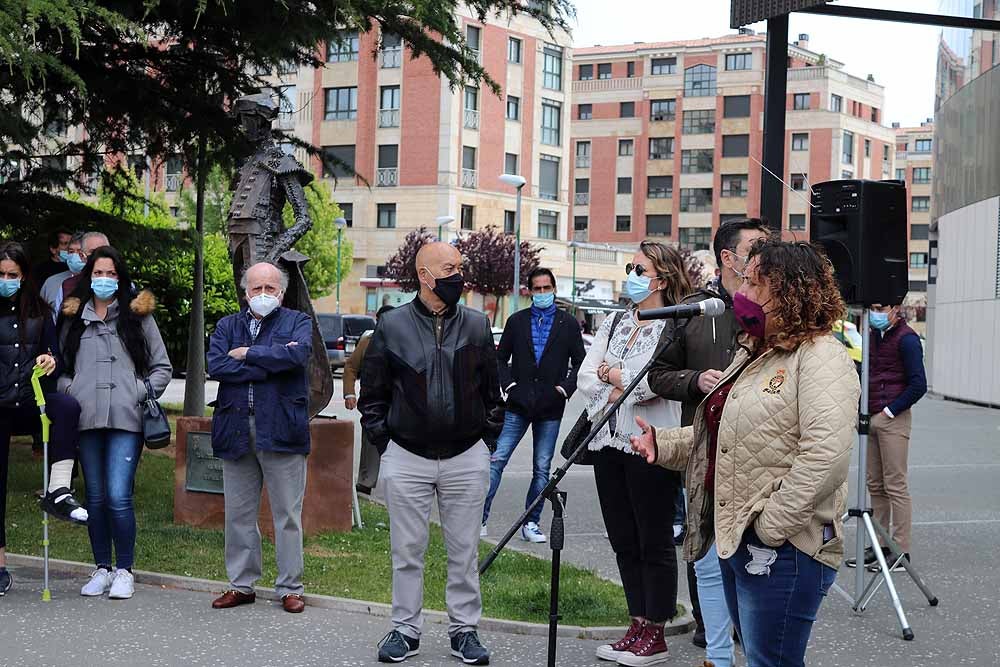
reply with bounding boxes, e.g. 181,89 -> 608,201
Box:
866,410 -> 913,552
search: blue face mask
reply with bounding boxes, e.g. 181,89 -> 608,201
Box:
59,250 -> 72,263
91,277 -> 119,300
624,270 -> 654,304
532,292 -> 555,309
869,311 -> 891,331
0,279 -> 20,298
66,253 -> 87,274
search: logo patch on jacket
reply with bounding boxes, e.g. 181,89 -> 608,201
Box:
763,369 -> 786,394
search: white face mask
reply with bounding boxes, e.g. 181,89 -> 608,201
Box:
248,292 -> 281,318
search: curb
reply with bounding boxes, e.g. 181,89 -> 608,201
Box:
7,553 -> 695,641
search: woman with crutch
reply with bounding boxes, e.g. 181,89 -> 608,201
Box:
0,242 -> 86,597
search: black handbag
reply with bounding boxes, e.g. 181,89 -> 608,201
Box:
560,311 -> 626,466
141,378 -> 171,449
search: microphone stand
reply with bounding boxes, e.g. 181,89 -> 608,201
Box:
479,319 -> 685,667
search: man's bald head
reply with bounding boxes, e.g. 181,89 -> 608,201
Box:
241,261 -> 288,299
415,241 -> 461,272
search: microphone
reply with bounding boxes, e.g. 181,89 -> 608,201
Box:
637,297 -> 727,321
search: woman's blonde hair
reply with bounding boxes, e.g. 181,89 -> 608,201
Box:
640,240 -> 693,306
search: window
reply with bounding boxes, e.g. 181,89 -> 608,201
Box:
617,177 -> 632,194
620,102 -> 635,118
871,107 -> 879,123
461,204 -> 474,231
842,130 -> 854,163
726,52 -> 752,71
684,64 -> 716,97
598,63 -> 612,79
647,175 -> 673,199
508,37 -> 522,64
790,173 -> 807,191
574,215 -> 589,232
649,137 -> 674,160
793,93 -> 811,110
627,61 -> 635,78
462,145 -> 476,170
841,170 -> 854,179
324,87 -> 358,120
791,133 -> 809,151
381,86 -> 401,110
650,99 -> 676,121
321,145 -> 355,178
651,57 -> 676,75
464,86 -> 479,112
910,252 -> 928,268
896,168 -> 905,181
682,109 -> 715,134
911,224 -> 930,241
466,25 -> 481,54
789,214 -> 806,231
679,227 -> 712,250
539,154 -> 560,201
914,138 -> 933,153
379,144 -> 399,169
722,174 -> 748,198
618,139 -> 634,156
616,215 -> 632,232
327,31 -> 360,62
377,203 -> 396,229
576,141 -> 591,162
722,134 -> 749,157
543,44 -> 563,90
912,196 -> 930,212
909,280 -> 928,292
541,100 -> 561,145
506,96 -> 520,121
579,64 -> 594,80
578,103 -> 592,120
830,94 -> 843,112
338,203 -> 353,227
646,215 -> 671,237
575,178 -> 590,201
681,149 -> 713,173
381,32 -> 402,68
864,139 -> 871,157
504,210 -> 516,235
913,167 -> 931,184
505,153 -> 519,175
883,145 -> 890,162
723,95 -> 751,118
538,210 -> 559,240
679,188 -> 712,212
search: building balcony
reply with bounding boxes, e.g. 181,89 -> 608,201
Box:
376,167 -> 398,187
647,190 -> 672,199
464,108 -> 480,130
165,173 -> 182,192
574,193 -> 589,205
572,76 -> 644,94
787,66 -> 882,96
378,109 -> 400,128
575,155 -> 591,168
567,243 -> 618,264
461,168 -> 477,189
380,48 -> 402,69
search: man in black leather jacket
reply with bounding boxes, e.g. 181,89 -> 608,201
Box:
360,242 -> 502,665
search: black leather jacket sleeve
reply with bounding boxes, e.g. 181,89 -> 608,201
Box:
358,323 -> 392,453
649,323 -> 703,403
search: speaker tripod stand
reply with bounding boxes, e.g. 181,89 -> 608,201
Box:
830,309 -> 938,640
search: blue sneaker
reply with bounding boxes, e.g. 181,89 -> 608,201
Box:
377,630 -> 419,663
0,570 -> 11,596
451,630 -> 490,665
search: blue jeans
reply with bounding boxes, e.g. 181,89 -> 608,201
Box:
78,429 -> 142,570
719,529 -> 837,667
694,543 -> 735,667
482,412 -> 560,527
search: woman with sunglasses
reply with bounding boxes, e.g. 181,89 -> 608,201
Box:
579,241 -> 693,666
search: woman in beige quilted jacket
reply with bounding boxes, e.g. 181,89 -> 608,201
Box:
630,240 -> 860,667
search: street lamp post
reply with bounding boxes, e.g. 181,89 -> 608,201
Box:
499,174 -> 527,318
436,215 -> 456,242
334,217 -> 347,313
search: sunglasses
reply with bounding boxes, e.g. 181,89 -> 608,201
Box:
625,263 -> 653,278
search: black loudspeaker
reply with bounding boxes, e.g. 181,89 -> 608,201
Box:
810,179 -> 908,306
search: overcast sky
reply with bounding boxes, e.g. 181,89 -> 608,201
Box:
569,0 -> 951,127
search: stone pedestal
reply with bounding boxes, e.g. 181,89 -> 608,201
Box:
174,416 -> 354,537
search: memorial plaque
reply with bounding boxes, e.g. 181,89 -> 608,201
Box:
185,431 -> 224,494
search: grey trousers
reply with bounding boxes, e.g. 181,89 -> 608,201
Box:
222,422 -> 307,597
358,431 -> 381,490
381,440 -> 490,639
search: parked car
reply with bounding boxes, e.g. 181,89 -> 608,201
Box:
317,313 -> 376,370
832,319 -> 863,364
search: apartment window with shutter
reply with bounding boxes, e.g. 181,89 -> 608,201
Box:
647,175 -> 673,198
578,104 -> 592,120
646,215 -> 671,237
620,102 -> 635,118
617,177 -> 632,194
723,95 -> 750,118
722,134 -> 749,157
789,214 -> 806,231
579,64 -> 593,80
598,63 -> 612,79
538,210 -> 559,240
505,153 -> 519,175
539,154 -> 560,201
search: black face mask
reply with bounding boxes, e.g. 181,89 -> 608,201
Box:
430,272 -> 465,308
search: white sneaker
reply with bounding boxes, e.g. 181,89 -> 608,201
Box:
81,568 -> 113,597
520,522 -> 547,543
108,569 -> 135,600
480,523 -> 488,538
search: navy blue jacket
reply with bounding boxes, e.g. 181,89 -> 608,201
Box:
207,306 -> 313,460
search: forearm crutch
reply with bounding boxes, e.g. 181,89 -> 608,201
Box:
29,365 -> 52,602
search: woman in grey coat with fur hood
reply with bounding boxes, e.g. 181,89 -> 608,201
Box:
58,246 -> 172,600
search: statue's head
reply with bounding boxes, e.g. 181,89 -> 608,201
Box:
232,93 -> 278,144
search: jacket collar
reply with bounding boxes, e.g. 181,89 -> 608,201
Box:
413,295 -> 456,319
82,298 -> 119,324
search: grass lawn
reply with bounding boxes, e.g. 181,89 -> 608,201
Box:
3,441 -> 635,627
